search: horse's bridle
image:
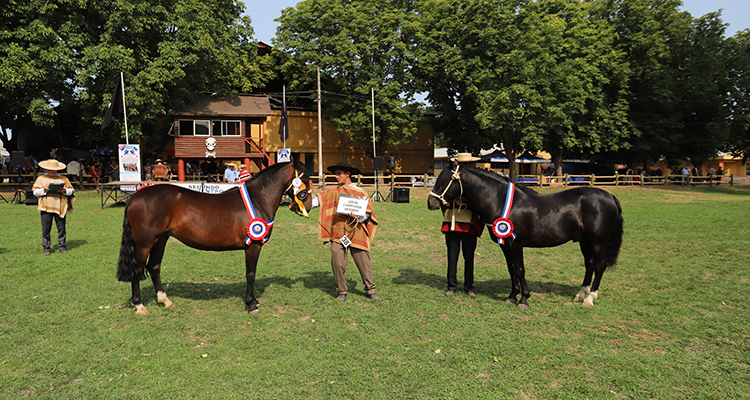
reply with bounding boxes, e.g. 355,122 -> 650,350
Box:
429,165 -> 463,206
286,169 -> 311,218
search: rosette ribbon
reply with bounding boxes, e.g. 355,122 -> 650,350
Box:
240,184 -> 274,244
487,182 -> 517,245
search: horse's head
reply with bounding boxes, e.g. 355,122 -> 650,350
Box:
427,159 -> 463,210
286,159 -> 313,217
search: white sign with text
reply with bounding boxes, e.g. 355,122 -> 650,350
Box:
336,193 -> 368,218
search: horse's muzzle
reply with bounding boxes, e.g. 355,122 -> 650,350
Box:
427,196 -> 441,211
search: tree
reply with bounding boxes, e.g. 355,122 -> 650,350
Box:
533,0 -> 632,176
417,0 -> 630,180
668,12 -> 731,168
724,30 -> 750,163
0,0 -> 273,151
602,0 -> 691,170
0,0 -> 89,149
274,0 -> 424,155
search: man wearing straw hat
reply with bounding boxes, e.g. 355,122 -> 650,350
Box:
33,159 -> 75,256
440,153 -> 483,299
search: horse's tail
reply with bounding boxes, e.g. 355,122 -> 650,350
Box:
117,201 -> 145,282
605,196 -> 623,268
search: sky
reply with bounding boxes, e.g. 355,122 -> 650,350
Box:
245,0 -> 750,45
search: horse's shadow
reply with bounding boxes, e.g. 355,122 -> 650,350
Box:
393,268 -> 581,301
149,270 -> 342,304
140,269 -> 581,305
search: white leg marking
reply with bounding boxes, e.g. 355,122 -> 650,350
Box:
574,286 -> 590,302
582,290 -> 598,307
135,303 -> 149,315
157,291 -> 175,309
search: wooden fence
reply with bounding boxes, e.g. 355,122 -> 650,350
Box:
1,171 -> 735,193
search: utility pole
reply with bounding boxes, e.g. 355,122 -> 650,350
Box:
317,67 -> 324,188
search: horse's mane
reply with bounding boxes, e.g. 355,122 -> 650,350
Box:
225,159 -> 306,193
467,166 -> 539,196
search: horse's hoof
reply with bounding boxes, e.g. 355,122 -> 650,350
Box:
135,304 -> 149,315
164,302 -> 175,309
505,298 -> 518,304
245,304 -> 260,314
516,303 -> 529,310
573,295 -> 583,302
582,301 -> 594,308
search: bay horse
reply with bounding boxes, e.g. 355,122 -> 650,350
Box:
117,159 -> 312,315
428,160 -> 623,308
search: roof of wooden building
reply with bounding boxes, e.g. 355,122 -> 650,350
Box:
170,95 -> 272,117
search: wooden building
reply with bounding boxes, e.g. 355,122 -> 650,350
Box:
169,95 -> 274,180
167,94 -> 435,180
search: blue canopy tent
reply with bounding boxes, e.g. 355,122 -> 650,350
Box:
89,143 -> 117,157
479,149 -> 511,163
516,151 -> 551,164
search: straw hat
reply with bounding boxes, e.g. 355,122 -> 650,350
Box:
327,162 -> 361,176
39,159 -> 66,171
454,153 -> 480,163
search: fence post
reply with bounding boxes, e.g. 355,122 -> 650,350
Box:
730,174 -> 734,186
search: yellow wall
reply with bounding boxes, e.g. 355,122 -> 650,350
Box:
264,110 -> 434,175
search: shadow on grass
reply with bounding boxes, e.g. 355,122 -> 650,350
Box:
65,239 -> 89,251
392,268 -> 581,301
134,269 -> 583,305
140,270 -> 339,304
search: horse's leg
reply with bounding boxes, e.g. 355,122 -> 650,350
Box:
147,235 -> 174,309
244,244 -> 263,313
132,243 -> 153,315
501,246 -> 519,304
574,243 -> 594,302
513,249 -> 531,309
131,279 -> 148,316
577,241 -> 606,307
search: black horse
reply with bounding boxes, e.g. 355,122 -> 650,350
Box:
117,159 -> 313,315
428,160 -> 623,308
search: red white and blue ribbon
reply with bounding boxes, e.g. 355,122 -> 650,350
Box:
240,184 -> 274,244
488,182 -> 516,245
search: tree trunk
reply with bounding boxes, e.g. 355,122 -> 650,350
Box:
551,148 -> 564,177
507,150 -> 518,182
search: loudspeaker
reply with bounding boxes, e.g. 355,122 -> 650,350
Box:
25,183 -> 38,206
11,151 -> 24,171
373,156 -> 383,171
392,187 -> 410,203
386,156 -> 395,170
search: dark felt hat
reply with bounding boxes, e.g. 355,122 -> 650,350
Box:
327,162 -> 361,176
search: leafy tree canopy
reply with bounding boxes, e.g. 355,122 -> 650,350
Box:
274,0 -> 424,154
0,0 -> 273,150
417,0 -> 632,179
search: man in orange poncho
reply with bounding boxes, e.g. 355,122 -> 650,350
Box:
311,162 -> 379,303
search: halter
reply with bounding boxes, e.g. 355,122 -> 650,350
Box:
239,184 -> 274,245
429,165 -> 463,206
285,169 -> 310,218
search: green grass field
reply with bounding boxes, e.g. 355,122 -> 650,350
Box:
1,185 -> 749,399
